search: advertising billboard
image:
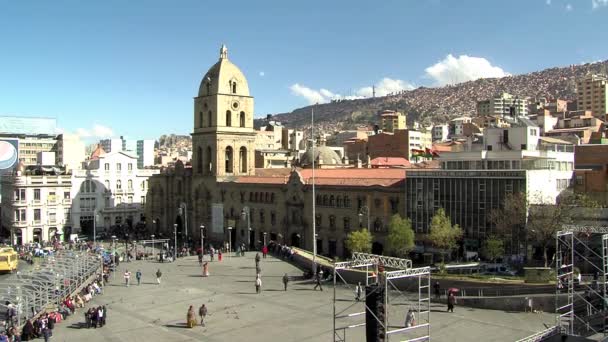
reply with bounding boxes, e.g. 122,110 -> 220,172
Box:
0,116 -> 56,136
0,138 -> 19,174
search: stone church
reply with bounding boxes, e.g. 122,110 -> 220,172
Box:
145,45 -> 407,258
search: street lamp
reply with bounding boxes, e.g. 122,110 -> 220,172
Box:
151,234 -> 155,262
93,209 -> 98,247
179,203 -> 188,250
263,232 -> 267,247
241,207 -> 251,249
173,224 -> 177,259
111,235 -> 117,279
227,226 -> 233,258
200,225 -> 205,255
125,233 -> 129,262
359,205 -> 371,232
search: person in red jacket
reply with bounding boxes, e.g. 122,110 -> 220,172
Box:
262,245 -> 268,259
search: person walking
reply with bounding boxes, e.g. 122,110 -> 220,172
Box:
198,304 -> 208,326
313,273 -> 323,291
282,273 -> 289,291
255,253 -> 261,267
124,270 -> 131,287
136,269 -> 142,286
433,281 -> 441,299
255,274 -> 262,294
210,247 -> 214,262
447,292 -> 456,313
355,282 -> 363,301
156,269 -> 162,285
262,245 -> 268,259
97,306 -> 104,327
186,305 -> 197,328
405,309 -> 416,327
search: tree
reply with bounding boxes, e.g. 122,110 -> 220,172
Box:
386,214 -> 415,258
428,208 -> 463,263
481,236 -> 504,262
488,192 -> 528,255
527,192 -> 598,267
345,229 -> 372,254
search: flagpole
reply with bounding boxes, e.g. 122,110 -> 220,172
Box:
311,107 -> 317,274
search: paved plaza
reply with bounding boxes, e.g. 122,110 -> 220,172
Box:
49,253 -> 556,342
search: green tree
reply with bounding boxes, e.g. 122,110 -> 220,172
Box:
386,214 -> 415,258
481,236 -> 504,262
428,208 -> 463,262
488,192 -> 528,255
345,228 -> 372,254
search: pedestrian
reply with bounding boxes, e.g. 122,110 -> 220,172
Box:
282,273 -> 289,291
210,247 -> 214,262
97,306 -> 104,327
156,269 -> 162,285
313,273 -> 323,291
255,253 -> 261,266
90,308 -> 98,329
218,250 -> 222,262
447,292 -> 456,313
136,269 -> 142,286
198,253 -> 203,265
102,305 -> 107,326
203,262 -> 209,277
186,305 -> 197,328
355,282 -> 363,301
262,245 -> 268,259
434,281 -> 441,299
198,304 -> 208,326
42,326 -> 52,342
84,309 -> 91,329
255,274 -> 262,294
124,269 -> 131,287
405,309 -> 416,327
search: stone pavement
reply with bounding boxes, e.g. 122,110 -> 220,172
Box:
49,253 -> 556,342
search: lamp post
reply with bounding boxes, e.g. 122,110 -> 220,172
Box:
151,234 -> 155,262
125,233 -> 129,262
241,207 -> 251,249
263,232 -> 267,247
359,205 -> 371,232
248,227 -> 253,251
227,226 -> 233,259
93,209 -> 97,247
173,224 -> 177,260
180,202 -> 188,250
111,235 -> 117,279
200,225 -> 205,255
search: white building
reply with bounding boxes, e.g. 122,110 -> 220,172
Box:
136,140 -> 155,168
476,92 -> 529,117
56,133 -> 85,171
71,147 -> 159,235
1,165 -> 72,244
432,124 -> 449,142
449,116 -> 472,137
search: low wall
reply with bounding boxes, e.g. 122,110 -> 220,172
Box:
432,294 -> 563,313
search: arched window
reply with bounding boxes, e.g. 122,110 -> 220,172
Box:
127,180 -> 133,190
270,193 -> 275,203
104,180 -> 110,191
330,195 -> 335,206
199,111 -> 203,128
197,147 -> 203,174
344,196 -> 351,208
240,111 -> 245,127
225,146 -> 233,173
208,111 -> 212,127
226,110 -> 232,127
239,146 -> 247,173
337,196 -> 343,208
206,82 -> 211,95
265,193 -> 270,203
206,146 -> 212,174
322,195 -> 328,206
249,192 -> 253,202
116,180 -> 122,190
255,192 -> 259,202
232,82 -> 237,94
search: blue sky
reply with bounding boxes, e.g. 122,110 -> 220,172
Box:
1,0 -> 607,141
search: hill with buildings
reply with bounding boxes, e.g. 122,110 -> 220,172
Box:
260,60 -> 608,133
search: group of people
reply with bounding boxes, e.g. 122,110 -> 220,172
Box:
83,306 -> 106,329
186,304 -> 208,329
18,312 -> 57,342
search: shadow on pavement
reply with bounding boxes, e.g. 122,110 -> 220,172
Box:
164,323 -> 191,329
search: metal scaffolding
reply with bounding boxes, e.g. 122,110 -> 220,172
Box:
333,253 -> 430,342
556,229 -> 608,337
0,251 -> 102,327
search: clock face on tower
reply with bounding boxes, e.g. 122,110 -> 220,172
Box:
232,101 -> 239,110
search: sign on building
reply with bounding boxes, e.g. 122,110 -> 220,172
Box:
0,138 -> 19,174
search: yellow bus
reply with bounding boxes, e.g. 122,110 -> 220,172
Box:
0,247 -> 18,273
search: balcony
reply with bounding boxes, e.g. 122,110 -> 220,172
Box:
13,200 -> 27,206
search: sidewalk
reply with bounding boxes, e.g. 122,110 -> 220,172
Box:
49,253 -> 556,342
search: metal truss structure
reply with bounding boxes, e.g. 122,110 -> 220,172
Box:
0,251 -> 102,328
514,326 -> 561,342
555,230 -> 608,337
333,254 -> 430,342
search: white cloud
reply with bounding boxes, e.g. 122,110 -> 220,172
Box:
566,3 -> 573,10
289,77 -> 414,104
424,54 -> 510,86
592,0 -> 608,8
259,71 -> 265,77
75,124 -> 114,139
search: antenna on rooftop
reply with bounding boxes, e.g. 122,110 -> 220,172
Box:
372,85 -> 376,98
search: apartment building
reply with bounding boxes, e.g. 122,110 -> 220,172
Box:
476,92 -> 528,117
577,74 -> 608,117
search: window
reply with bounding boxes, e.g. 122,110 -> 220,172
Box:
344,196 -> 351,208
128,180 -> 133,190
116,180 -> 122,190
128,163 -> 133,171
226,110 -> 232,127
199,111 -> 203,128
34,209 -> 41,222
116,196 -> 122,205
487,145 -> 493,151
128,196 -> 133,204
141,181 -> 146,191
49,192 -> 56,203
141,196 -> 146,204
315,215 -> 322,227
14,189 -> 25,202
260,210 -> 265,224
14,209 -> 26,222
104,163 -> 110,171
48,212 -> 56,223
239,147 -> 247,173
240,111 -> 246,127
225,146 -> 233,173
271,211 -> 276,225
576,175 -> 584,185
34,189 -> 41,201
105,180 -> 110,191
329,215 -> 336,229
64,191 -> 70,199
232,81 -> 237,94
116,163 -> 122,171
344,217 -> 351,231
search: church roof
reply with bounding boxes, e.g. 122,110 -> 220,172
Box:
232,168 -> 405,187
198,45 -> 250,97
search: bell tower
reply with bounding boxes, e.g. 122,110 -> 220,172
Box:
192,45 -> 256,178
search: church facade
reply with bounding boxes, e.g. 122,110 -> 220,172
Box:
145,46 -> 407,257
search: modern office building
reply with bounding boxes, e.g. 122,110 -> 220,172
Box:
100,138 -> 123,153
56,133 -> 85,171
476,93 -> 529,117
136,140 -> 154,168
379,110 -> 407,133
577,74 -> 608,117
432,125 -> 449,142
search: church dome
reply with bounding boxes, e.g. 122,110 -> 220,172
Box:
300,137 -> 343,167
198,45 -> 250,97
